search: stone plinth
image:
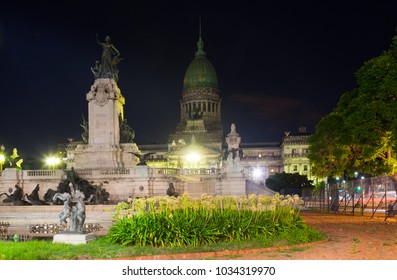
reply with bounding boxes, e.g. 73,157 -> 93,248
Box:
53,232 -> 96,245
1,168 -> 21,182
222,160 -> 246,196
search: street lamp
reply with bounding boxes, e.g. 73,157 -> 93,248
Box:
46,156 -> 60,174
186,151 -> 201,168
360,176 -> 365,215
252,167 -> 262,182
171,139 -> 186,168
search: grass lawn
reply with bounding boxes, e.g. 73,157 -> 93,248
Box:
0,228 -> 326,260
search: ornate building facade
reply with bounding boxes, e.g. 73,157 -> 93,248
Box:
139,33 -> 314,184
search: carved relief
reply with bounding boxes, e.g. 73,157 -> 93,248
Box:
87,82 -> 112,106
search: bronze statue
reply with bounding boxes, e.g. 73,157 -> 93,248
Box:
129,152 -> 155,165
0,185 -> 31,205
166,182 -> 178,197
80,115 -> 88,143
53,183 -> 86,232
25,184 -> 48,205
119,114 -> 135,143
94,34 -> 122,81
53,192 -> 71,226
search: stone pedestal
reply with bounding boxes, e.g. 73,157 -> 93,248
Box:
73,143 -> 139,169
1,168 -> 21,182
221,172 -> 246,196
222,156 -> 246,196
53,232 -> 96,245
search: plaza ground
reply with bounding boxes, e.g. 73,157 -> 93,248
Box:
119,211 -> 397,260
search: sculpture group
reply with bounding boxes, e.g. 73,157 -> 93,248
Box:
53,183 -> 86,232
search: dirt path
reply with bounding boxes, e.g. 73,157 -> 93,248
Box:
125,211 -> 397,260
216,211 -> 397,260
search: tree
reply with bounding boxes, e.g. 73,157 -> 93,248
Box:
308,30 -> 397,182
265,172 -> 314,196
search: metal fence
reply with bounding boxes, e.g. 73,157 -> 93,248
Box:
302,175 -> 397,220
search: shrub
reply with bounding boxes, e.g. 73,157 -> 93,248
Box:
106,193 -> 309,247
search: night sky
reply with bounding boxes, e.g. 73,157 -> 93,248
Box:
1,1 -> 397,160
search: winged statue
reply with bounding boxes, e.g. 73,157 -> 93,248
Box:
129,152 -> 156,166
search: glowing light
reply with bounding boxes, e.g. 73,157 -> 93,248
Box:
186,152 -> 201,163
253,168 -> 262,178
46,156 -> 61,172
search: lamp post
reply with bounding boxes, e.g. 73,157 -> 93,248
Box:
171,139 -> 186,168
360,176 -> 365,216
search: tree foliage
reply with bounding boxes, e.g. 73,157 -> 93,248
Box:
265,172 -> 314,195
309,30 -> 397,178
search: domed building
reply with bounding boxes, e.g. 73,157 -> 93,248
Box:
167,33 -> 223,168
139,33 -> 225,169
139,31 -> 314,184
172,34 -> 223,145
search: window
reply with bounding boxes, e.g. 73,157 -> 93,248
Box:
293,165 -> 298,171
303,165 -> 308,171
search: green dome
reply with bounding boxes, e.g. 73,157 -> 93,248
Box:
183,36 -> 219,91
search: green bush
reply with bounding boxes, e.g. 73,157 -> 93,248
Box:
106,193 -> 316,247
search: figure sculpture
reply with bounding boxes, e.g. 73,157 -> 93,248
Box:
225,123 -> 242,162
8,148 -> 23,169
53,192 -> 71,226
94,34 -> 122,81
119,114 -> 135,143
166,182 -> 178,197
80,115 -> 89,143
53,183 -> 86,232
45,168 -> 109,205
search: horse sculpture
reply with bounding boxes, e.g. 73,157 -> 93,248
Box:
0,185 -> 31,205
24,184 -> 48,205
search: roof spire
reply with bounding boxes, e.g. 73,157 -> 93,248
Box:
195,16 -> 206,57
199,15 -> 202,37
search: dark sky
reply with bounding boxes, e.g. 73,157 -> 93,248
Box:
1,1 -> 397,159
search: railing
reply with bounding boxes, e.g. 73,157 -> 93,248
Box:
0,167 -> 221,182
75,169 -> 93,176
26,170 -> 55,177
303,175 -> 397,220
24,169 -> 64,179
99,169 -> 130,175
74,168 -> 131,177
283,153 -> 308,157
154,168 -> 219,176
155,168 -> 178,175
29,223 -> 103,234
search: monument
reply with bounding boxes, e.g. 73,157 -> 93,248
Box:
73,35 -> 139,169
222,123 -> 246,195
